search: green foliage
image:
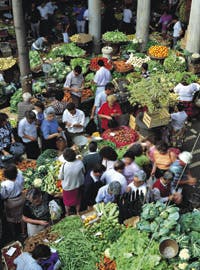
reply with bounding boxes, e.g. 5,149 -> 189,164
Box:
47,43 -> 86,58
29,50 -> 42,69
163,53 -> 187,73
36,149 -> 58,167
51,216 -> 97,270
70,58 -> 90,74
109,227 -> 170,270
102,31 -> 128,43
10,88 -> 23,112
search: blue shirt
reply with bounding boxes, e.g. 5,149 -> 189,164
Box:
18,118 -> 37,143
95,184 -> 115,203
41,119 -> 59,139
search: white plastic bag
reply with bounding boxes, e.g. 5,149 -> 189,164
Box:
49,200 -> 62,221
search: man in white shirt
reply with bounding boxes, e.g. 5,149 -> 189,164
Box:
101,160 -> 127,194
122,4 -> 133,34
37,2 -> 49,20
172,15 -> 182,48
62,102 -> 85,135
93,60 -> 112,96
18,111 -> 40,159
63,65 -> 84,107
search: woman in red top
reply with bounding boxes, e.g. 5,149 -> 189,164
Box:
98,95 -> 122,131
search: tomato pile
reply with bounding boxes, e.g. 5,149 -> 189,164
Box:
148,45 -> 168,59
102,126 -> 139,148
90,57 -> 113,71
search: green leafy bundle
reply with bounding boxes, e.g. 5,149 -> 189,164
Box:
137,201 -> 180,240
102,31 -> 128,43
10,88 -> 23,112
108,227 -> 170,270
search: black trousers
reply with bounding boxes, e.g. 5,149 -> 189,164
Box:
24,141 -> 40,159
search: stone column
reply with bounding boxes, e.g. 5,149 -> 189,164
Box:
88,0 -> 101,54
135,0 -> 151,52
12,0 -> 32,93
186,0 -> 200,53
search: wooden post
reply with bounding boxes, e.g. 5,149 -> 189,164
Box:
12,0 -> 32,93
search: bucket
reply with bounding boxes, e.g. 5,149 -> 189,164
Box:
159,239 -> 179,259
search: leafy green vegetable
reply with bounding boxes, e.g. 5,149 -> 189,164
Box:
70,58 -> 90,74
29,50 -> 42,69
51,216 -> 97,270
109,227 -> 170,270
163,53 -> 187,73
47,43 -> 85,58
10,88 -> 23,112
36,149 -> 58,167
102,31 -> 128,43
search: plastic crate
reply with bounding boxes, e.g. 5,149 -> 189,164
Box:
143,108 -> 170,128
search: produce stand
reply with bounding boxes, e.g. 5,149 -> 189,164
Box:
1,241 -> 23,270
19,203 -> 200,270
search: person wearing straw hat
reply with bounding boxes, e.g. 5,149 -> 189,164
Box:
169,151 -> 197,189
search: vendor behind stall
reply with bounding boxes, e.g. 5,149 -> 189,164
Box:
63,65 -> 84,107
31,36 -> 48,51
22,188 -> 53,237
95,181 -> 121,204
98,95 -> 122,132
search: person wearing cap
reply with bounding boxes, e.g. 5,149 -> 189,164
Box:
101,160 -> 127,194
95,181 -> 121,204
41,107 -> 62,150
126,170 -> 147,199
169,151 -> 196,189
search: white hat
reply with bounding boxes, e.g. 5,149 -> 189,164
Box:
178,151 -> 192,164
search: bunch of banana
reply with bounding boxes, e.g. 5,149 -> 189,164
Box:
0,57 -> 16,71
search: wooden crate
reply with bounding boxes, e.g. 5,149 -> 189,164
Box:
129,114 -> 136,130
143,108 -> 170,128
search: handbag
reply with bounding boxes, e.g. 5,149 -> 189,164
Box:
9,142 -> 25,156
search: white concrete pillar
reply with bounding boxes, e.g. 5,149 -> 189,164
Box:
88,0 -> 101,54
186,0 -> 200,53
136,0 -> 151,52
